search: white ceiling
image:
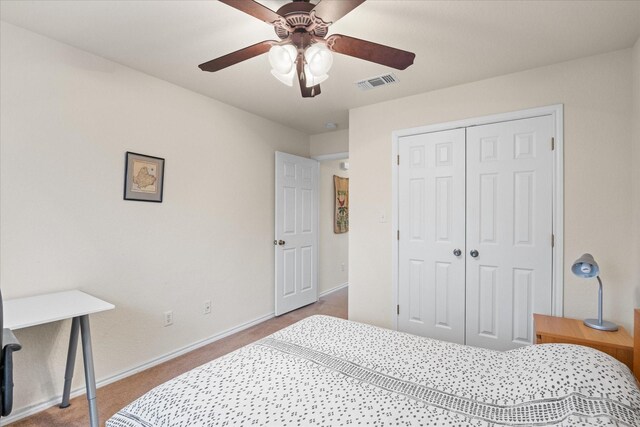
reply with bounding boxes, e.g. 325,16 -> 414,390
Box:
1,0 -> 639,134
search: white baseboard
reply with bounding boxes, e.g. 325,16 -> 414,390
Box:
3,311 -> 276,426
319,282 -> 348,298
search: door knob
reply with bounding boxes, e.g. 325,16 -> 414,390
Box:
470,249 -> 479,258
453,249 -> 462,257
278,240 -> 286,246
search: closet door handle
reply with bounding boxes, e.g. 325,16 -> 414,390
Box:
453,249 -> 462,257
470,250 -> 479,258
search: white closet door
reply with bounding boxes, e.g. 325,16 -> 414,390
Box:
398,129 -> 466,344
465,116 -> 554,350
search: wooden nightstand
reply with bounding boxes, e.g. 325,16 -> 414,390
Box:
534,314 -> 634,370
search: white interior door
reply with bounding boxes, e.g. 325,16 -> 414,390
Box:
275,152 -> 319,316
465,115 -> 554,350
398,129 -> 466,344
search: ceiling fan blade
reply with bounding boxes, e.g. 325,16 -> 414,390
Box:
218,0 -> 283,25
199,40 -> 276,72
311,0 -> 366,25
325,34 -> 415,70
296,57 -> 321,98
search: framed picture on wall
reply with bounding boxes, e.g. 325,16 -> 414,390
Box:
334,175 -> 349,233
123,152 -> 165,202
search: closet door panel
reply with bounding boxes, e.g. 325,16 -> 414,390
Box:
398,129 -> 466,344
465,116 -> 554,351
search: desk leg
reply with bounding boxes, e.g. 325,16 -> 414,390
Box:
60,317 -> 80,408
79,315 -> 99,427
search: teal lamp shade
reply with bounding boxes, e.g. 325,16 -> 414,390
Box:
570,253 -> 617,331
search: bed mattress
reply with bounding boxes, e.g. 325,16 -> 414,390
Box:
107,315 -> 640,426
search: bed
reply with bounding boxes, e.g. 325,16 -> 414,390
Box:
107,313 -> 640,426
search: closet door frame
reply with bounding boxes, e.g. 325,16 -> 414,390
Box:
391,104 -> 564,331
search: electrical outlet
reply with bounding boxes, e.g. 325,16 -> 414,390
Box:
203,300 -> 211,315
340,263 -> 345,272
163,310 -> 173,327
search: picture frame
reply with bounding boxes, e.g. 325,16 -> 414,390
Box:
334,175 -> 349,233
123,151 -> 165,202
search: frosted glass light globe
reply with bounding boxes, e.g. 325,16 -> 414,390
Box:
303,65 -> 328,87
268,44 -> 297,75
271,68 -> 296,87
304,44 -> 333,77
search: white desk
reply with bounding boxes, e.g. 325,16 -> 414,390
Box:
5,290 -> 114,427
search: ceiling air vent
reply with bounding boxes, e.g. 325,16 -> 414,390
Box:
356,73 -> 398,90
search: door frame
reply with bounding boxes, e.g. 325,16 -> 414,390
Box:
391,104 -> 564,331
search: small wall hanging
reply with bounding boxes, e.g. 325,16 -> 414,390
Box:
124,151 -> 165,202
334,175 -> 349,233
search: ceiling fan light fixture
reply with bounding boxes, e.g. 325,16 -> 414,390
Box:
270,68 -> 296,87
303,65 -> 329,88
268,44 -> 298,75
304,43 -> 333,77
203,0 -> 415,98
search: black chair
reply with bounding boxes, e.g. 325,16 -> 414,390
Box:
0,289 -> 21,417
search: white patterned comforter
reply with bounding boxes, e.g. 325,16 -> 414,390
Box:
107,315 -> 640,426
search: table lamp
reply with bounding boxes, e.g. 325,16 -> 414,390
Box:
571,253 -> 618,331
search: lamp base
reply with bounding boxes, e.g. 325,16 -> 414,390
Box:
584,318 -> 618,332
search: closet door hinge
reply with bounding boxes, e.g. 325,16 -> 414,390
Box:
397,305 -> 400,315
551,137 -> 555,151
551,233 -> 555,247
397,230 -> 400,240
397,155 -> 400,165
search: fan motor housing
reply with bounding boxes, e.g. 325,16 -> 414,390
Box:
275,2 -> 329,40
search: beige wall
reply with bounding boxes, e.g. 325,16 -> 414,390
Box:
633,38 -> 640,312
0,22 -> 309,416
311,131 -> 350,295
319,159 -> 349,294
310,129 -> 349,157
349,49 -> 638,331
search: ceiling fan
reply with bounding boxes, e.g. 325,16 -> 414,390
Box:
199,0 -> 415,98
